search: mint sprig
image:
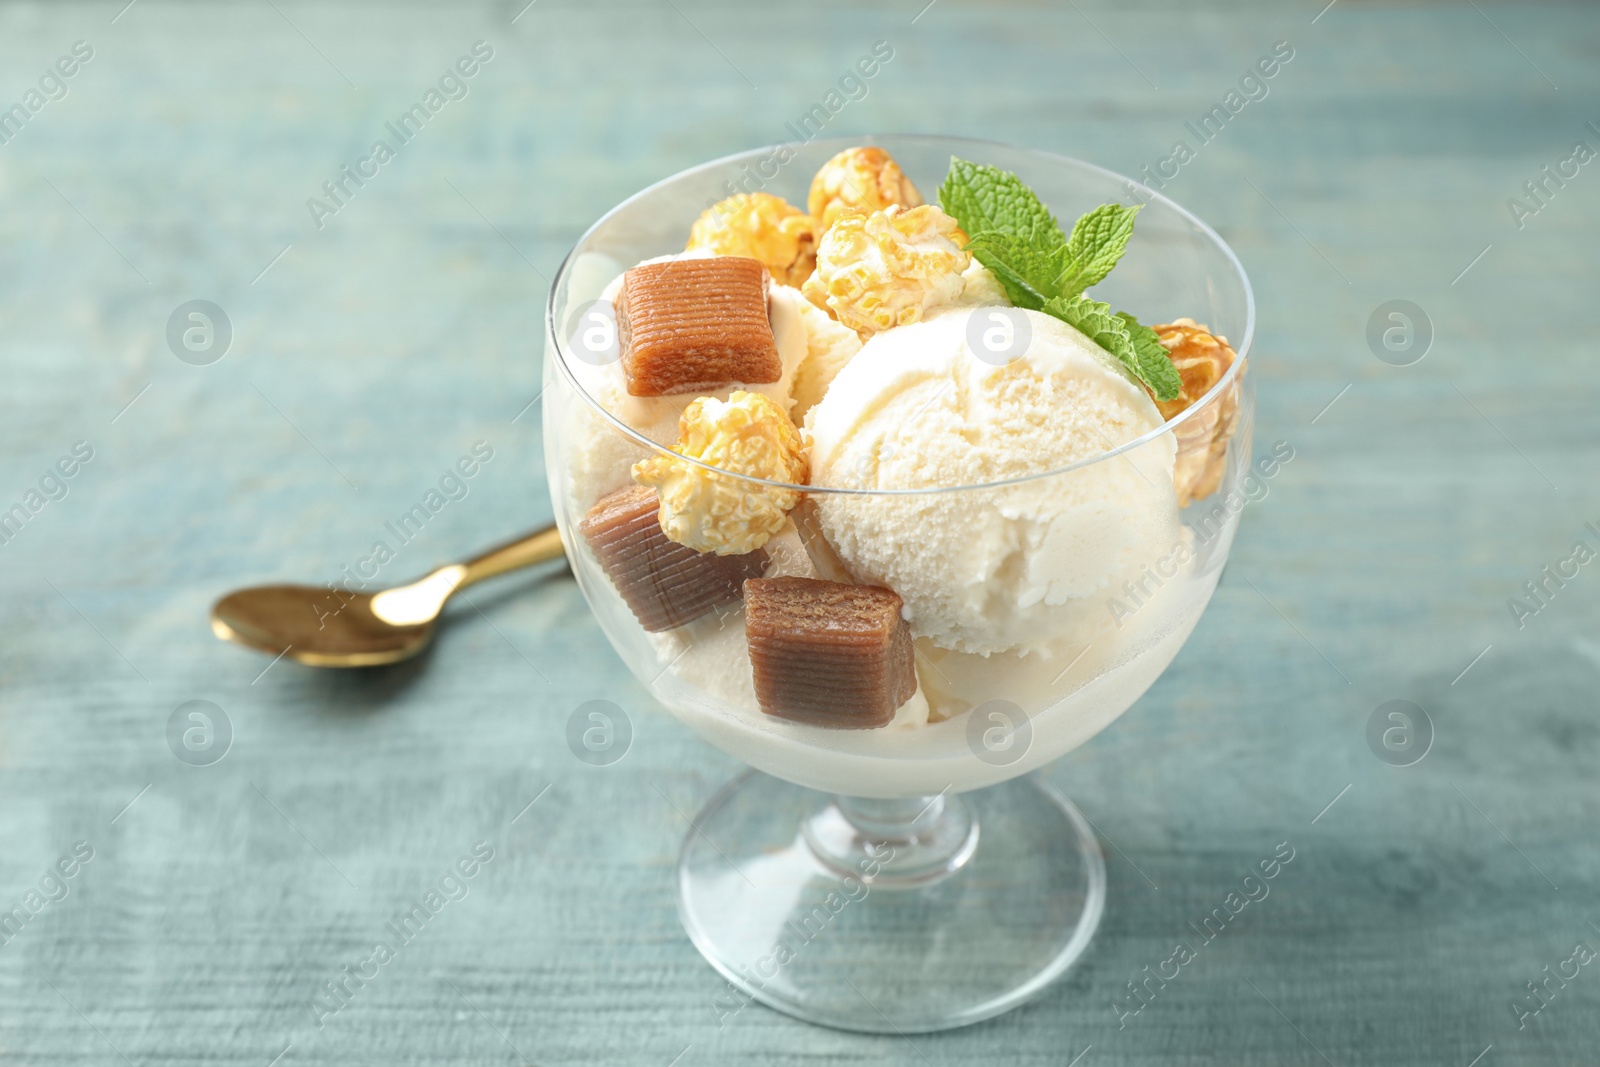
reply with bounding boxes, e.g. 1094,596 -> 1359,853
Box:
1060,203 -> 1140,294
961,232 -> 1056,310
938,159 -> 1065,252
939,158 -> 1180,402
1117,312 -> 1185,403
1042,296 -> 1181,403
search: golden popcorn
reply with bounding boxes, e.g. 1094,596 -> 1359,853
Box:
801,205 -> 971,337
1152,318 -> 1243,507
632,391 -> 808,555
686,193 -> 820,288
808,147 -> 923,229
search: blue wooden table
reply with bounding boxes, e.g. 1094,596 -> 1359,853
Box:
2,1 -> 1597,1063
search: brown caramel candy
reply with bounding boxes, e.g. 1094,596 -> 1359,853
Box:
744,577 -> 916,729
616,256 -> 782,397
579,485 -> 766,632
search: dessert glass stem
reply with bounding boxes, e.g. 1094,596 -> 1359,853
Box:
803,791 -> 979,888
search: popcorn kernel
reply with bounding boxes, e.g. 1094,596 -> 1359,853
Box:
1152,318 -> 1242,507
686,193 -> 820,288
808,147 -> 923,230
632,391 -> 807,555
801,205 -> 971,337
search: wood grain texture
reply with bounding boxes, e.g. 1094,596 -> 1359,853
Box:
0,1 -> 1596,1063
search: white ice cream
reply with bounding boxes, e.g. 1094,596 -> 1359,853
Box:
805,307 -> 1181,656
648,568 -> 1214,797
787,299 -> 861,420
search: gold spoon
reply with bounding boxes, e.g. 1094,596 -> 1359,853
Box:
211,524 -> 565,667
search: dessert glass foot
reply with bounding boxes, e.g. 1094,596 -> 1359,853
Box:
679,771 -> 1106,1033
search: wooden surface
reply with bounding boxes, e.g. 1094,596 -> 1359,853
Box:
1,1 -> 1597,1063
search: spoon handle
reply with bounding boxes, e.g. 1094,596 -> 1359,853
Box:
454,524 -> 566,591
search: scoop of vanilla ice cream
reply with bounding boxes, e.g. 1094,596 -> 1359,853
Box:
806,307 -> 1181,656
786,259 -> 1000,402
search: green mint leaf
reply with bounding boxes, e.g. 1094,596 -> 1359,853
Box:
1042,295 -> 1182,402
940,159 -> 1179,401
1116,312 -> 1183,403
963,231 -> 1066,310
1056,203 -> 1141,296
969,254 -> 1046,310
1042,293 -> 1126,361
939,158 -> 1066,251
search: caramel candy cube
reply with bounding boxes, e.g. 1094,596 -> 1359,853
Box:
744,577 -> 916,729
579,485 -> 766,632
616,256 -> 782,396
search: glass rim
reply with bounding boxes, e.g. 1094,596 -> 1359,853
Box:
544,133 -> 1255,497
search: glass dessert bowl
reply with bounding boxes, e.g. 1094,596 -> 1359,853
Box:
542,135 -> 1255,1033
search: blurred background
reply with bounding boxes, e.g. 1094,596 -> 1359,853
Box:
0,1 -> 1596,1064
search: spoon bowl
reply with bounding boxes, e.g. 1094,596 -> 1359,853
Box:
210,524 -> 564,667
212,585 -> 436,666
